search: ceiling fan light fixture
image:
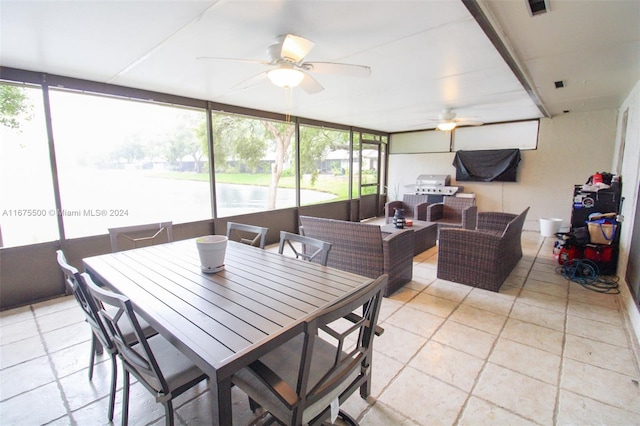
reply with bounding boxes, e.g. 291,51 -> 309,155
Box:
437,121 -> 457,131
267,67 -> 304,88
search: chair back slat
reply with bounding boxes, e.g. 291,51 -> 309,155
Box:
108,221 -> 173,252
226,222 -> 268,249
278,231 -> 332,266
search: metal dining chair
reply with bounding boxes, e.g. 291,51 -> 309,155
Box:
278,231 -> 332,266
232,274 -> 387,426
55,250 -> 155,421
226,221 -> 268,249
81,272 -> 208,426
108,221 -> 173,252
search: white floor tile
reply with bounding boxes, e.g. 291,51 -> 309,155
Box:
458,396 -> 538,426
473,363 -> 557,425
2,229 -> 639,425
379,366 -> 468,425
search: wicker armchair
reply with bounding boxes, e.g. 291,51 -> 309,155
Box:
437,207 -> 529,292
385,194 -> 431,223
426,196 -> 477,231
299,216 -> 414,296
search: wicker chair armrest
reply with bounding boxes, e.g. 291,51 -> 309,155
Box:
461,205 -> 478,230
382,229 -> 414,292
414,202 -> 429,221
382,227 -> 414,246
425,203 -> 443,221
383,228 -> 414,254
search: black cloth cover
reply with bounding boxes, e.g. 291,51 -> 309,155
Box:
453,149 -> 521,182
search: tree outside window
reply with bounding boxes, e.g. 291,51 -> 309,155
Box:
0,83 -> 58,247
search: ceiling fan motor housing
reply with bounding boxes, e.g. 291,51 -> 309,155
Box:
439,108 -> 456,121
267,43 -> 281,63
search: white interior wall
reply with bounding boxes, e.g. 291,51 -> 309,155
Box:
388,99 -> 640,344
612,80 -> 640,345
388,109 -> 619,232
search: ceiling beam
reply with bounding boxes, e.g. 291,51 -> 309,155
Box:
463,0 -> 551,118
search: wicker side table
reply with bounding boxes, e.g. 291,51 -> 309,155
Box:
381,220 -> 437,255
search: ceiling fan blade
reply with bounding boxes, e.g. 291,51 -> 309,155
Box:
280,34 -> 315,62
456,120 -> 484,127
299,72 -> 324,94
454,116 -> 484,126
197,56 -> 270,66
302,62 -> 371,78
232,71 -> 269,90
407,122 -> 439,130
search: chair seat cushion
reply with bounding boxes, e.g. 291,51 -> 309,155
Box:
132,334 -> 207,393
478,229 -> 504,238
233,334 -> 359,424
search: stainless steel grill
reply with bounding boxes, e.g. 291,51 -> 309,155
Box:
415,174 -> 462,195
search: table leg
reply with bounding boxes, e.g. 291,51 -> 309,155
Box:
211,376 -> 233,425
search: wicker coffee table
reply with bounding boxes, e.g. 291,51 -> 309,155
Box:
381,220 -> 437,255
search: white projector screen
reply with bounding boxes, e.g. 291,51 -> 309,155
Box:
390,130 -> 451,153
453,120 -> 539,151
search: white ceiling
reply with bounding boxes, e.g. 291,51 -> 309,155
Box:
1,0 -> 638,133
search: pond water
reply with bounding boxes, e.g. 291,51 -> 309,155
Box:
1,169 -> 338,245
216,182 -> 337,213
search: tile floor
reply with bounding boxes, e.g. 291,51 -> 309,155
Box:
2,231 -> 640,425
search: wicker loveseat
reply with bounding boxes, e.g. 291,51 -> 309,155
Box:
437,207 -> 530,292
299,216 -> 414,296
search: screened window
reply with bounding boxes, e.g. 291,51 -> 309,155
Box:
212,112 -> 296,217
2,72 -> 392,246
352,134 -> 360,198
0,83 -> 59,247
49,90 -> 210,238
360,133 -> 386,196
361,143 -> 380,195
299,125 -> 350,206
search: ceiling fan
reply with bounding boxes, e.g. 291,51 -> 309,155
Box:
197,34 -> 371,94
428,108 -> 484,131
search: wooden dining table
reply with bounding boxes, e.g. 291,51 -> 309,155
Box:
83,238 -> 374,425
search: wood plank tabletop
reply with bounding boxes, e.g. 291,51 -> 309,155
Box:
83,238 -> 373,381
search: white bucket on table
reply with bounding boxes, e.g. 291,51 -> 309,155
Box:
539,218 -> 562,237
196,235 -> 228,272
